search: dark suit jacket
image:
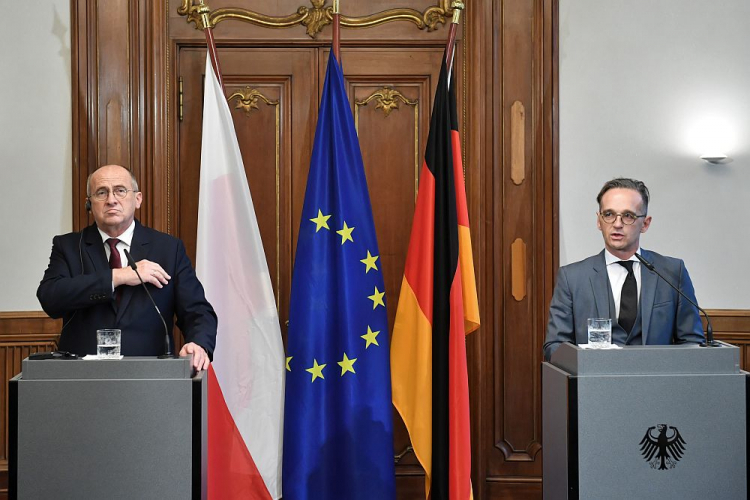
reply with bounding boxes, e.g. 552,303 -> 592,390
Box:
543,249 -> 704,361
37,221 -> 217,357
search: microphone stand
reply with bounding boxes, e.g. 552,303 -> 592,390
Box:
123,249 -> 174,357
635,253 -> 719,347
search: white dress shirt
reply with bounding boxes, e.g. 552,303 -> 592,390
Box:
604,248 -> 642,319
97,221 -> 136,290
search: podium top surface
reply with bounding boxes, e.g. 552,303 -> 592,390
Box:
549,341 -> 741,376
19,356 -> 194,380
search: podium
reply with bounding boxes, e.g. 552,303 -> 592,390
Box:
543,342 -> 748,500
8,357 -> 206,499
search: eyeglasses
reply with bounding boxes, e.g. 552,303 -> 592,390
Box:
89,187 -> 137,201
598,210 -> 646,225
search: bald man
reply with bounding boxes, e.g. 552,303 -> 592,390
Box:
38,165 -> 216,371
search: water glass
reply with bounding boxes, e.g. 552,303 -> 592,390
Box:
587,318 -> 611,348
97,329 -> 121,358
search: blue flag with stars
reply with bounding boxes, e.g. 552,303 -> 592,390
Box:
282,53 -> 396,500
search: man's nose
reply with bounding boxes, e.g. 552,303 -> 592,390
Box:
105,191 -> 118,204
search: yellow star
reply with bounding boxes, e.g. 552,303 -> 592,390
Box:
286,356 -> 292,371
305,359 -> 327,382
309,209 -> 332,232
368,286 -> 385,310
360,250 -> 379,273
361,326 -> 380,349
337,353 -> 357,376
336,221 -> 355,245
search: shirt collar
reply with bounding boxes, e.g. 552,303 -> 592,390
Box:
97,220 -> 136,247
604,247 -> 641,266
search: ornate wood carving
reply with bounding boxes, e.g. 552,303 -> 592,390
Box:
178,0 -> 460,37
355,87 -> 417,117
228,87 -> 280,115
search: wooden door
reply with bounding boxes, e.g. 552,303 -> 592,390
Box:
176,44 -> 446,495
177,47 -> 318,330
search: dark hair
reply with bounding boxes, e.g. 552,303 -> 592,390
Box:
596,178 -> 650,213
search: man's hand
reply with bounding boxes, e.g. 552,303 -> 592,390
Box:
180,342 -> 210,372
113,260 -> 171,288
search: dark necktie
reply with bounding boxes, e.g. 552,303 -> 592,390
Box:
106,238 -> 122,303
617,260 -> 637,333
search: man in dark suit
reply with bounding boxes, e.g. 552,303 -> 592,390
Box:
37,165 -> 217,371
543,178 -> 704,361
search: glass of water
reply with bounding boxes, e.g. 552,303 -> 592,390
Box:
587,318 -> 611,348
97,329 -> 121,358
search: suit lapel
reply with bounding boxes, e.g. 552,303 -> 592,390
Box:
83,225 -> 117,314
590,251 -> 611,319
116,221 -> 150,321
639,249 -> 657,344
82,224 -> 108,273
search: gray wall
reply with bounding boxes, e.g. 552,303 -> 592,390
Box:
0,1 -> 71,311
560,0 -> 750,308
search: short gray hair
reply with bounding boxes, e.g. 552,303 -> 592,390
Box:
86,167 -> 139,196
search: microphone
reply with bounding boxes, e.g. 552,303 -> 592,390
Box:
123,249 -> 173,357
634,253 -> 718,347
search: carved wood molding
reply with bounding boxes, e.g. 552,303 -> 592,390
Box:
0,311 -> 61,338
510,101 -> 525,185
0,311 -> 60,480
227,87 -> 280,115
510,238 -> 526,301
178,0 -> 459,38
355,87 -> 417,117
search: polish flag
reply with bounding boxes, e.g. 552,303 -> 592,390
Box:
196,51 -> 285,499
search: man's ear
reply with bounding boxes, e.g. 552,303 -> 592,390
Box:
641,215 -> 652,233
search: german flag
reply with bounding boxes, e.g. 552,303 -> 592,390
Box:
391,57 -> 480,500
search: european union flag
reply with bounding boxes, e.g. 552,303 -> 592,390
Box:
282,53 -> 396,499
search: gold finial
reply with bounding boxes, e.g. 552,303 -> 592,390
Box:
196,1 -> 212,30
333,0 -> 340,14
451,0 -> 464,24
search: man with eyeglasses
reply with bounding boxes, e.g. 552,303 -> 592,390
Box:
543,178 -> 704,361
37,165 -> 217,372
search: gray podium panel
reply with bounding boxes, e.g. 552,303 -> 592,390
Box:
543,342 -> 748,500
9,357 -> 206,500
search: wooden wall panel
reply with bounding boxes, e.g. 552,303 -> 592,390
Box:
72,0 -> 169,232
484,1 -> 553,493
0,313 -> 61,500
707,311 -> 750,370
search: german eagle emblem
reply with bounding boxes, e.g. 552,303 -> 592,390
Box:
639,424 -> 686,470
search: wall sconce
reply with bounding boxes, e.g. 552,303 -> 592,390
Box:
700,154 -> 730,164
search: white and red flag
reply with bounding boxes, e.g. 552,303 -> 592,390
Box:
196,51 -> 285,499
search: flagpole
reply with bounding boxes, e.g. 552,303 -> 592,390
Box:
197,2 -> 226,93
444,1 -> 464,71
332,0 -> 341,62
